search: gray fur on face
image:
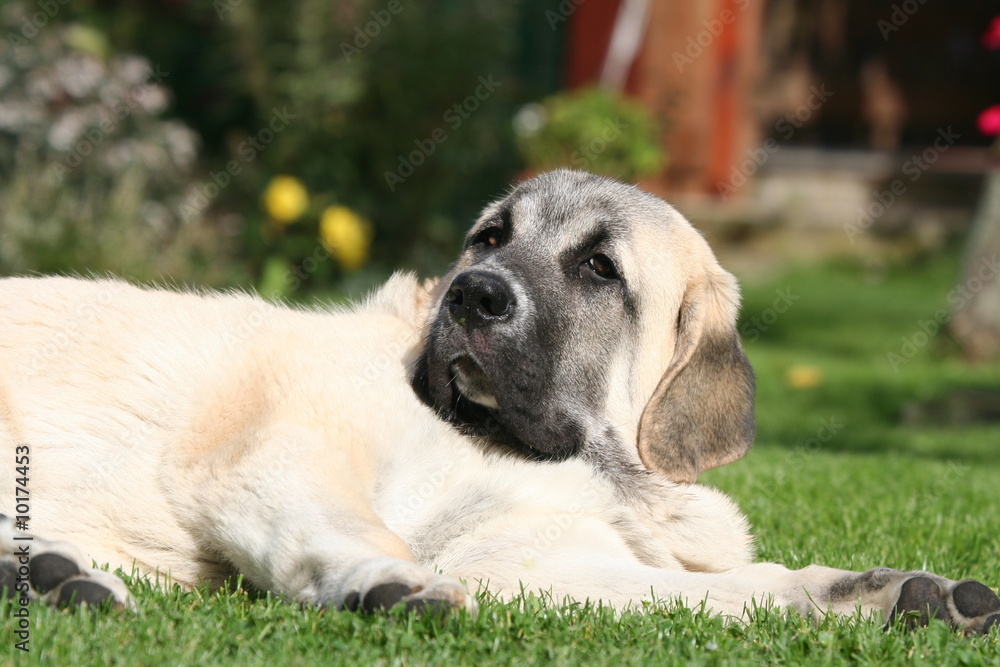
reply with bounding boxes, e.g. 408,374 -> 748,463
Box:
413,172 -> 645,461
412,169 -> 755,487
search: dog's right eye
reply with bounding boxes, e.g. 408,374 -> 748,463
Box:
469,227 -> 504,249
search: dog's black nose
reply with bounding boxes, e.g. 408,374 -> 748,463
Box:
445,271 -> 514,329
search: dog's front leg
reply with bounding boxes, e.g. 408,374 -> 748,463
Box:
194,491 -> 475,613
778,563 -> 1000,632
445,519 -> 997,631
168,432 -> 476,614
554,560 -> 996,631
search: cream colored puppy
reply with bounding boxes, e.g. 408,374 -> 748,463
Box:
0,171 -> 997,630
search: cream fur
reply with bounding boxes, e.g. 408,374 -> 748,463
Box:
2,273 -> 987,625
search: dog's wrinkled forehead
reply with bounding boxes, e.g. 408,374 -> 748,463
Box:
471,170 -> 667,247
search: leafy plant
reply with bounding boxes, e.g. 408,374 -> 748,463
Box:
515,87 -> 664,182
0,4 -> 230,282
1,0 -> 525,294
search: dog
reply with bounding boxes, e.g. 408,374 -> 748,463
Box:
1,170 -> 997,631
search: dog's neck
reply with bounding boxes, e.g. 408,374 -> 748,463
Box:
578,429 -> 662,504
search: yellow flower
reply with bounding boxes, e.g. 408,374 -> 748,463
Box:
262,176 -> 308,224
785,364 -> 824,389
320,206 -> 373,271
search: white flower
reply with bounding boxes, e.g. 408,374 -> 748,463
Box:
103,140 -> 136,171
26,71 -> 59,103
47,108 -> 92,151
99,81 -> 127,106
54,54 -> 105,99
0,102 -> 40,132
513,103 -> 547,138
116,55 -> 153,87
134,84 -> 168,114
162,122 -> 199,170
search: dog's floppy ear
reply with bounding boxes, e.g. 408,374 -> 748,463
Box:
637,271 -> 755,483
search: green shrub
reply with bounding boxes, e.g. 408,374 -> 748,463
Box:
515,87 -> 663,182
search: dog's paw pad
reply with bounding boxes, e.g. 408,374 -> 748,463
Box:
29,552 -> 81,593
48,568 -> 132,610
0,521 -> 135,611
338,559 -> 475,615
361,582 -> 414,613
54,578 -> 117,608
952,580 -> 1000,619
341,591 -> 361,611
890,576 -> 949,628
404,597 -> 451,617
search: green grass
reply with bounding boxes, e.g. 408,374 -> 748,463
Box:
4,249 -> 1000,665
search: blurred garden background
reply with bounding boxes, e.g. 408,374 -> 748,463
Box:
0,0 -> 995,292
1,0 -> 1000,361
2,2 -> 1000,661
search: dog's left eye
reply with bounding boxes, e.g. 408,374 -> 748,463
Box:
582,254 -> 620,281
470,227 -> 504,248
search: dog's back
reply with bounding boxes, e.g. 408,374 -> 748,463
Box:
2,278 -> 272,579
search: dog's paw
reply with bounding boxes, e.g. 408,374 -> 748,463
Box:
335,557 -> 477,616
890,575 -> 1000,634
0,514 -> 134,611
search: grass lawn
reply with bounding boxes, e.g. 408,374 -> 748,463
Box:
3,249 -> 999,665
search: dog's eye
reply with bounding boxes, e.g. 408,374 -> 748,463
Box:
470,227 -> 504,248
583,254 -> 620,281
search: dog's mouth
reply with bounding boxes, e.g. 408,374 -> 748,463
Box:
413,350 -> 545,459
445,356 -> 508,440
412,319 -> 583,462
450,357 -> 499,409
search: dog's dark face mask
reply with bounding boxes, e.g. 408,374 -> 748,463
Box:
411,171 -> 640,461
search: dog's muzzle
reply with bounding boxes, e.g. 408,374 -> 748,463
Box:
445,271 -> 514,330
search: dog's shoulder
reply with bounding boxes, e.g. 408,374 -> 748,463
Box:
359,271 -> 439,327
